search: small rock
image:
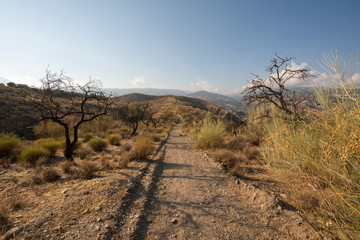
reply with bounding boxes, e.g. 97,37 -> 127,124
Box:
16,215 -> 23,218
97,217 -> 102,222
61,188 -> 68,194
82,209 -> 89,215
235,180 -> 240,184
95,226 -> 100,231
95,206 -> 102,211
171,218 -> 178,224
128,176 -> 134,181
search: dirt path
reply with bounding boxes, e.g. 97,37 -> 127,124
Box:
105,123 -> 320,240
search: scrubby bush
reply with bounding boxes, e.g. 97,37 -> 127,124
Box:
19,146 -> 50,165
132,138 -> 154,160
42,167 -> 60,182
0,132 -> 21,159
213,149 -> 241,169
87,138 -> 108,152
120,143 -> 132,152
60,160 -> 75,174
106,134 -> 121,146
35,138 -> 62,157
76,145 -> 92,159
195,114 -> 224,149
76,161 -> 98,179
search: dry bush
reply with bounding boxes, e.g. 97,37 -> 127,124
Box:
31,175 -> 43,185
296,190 -> 321,212
0,203 -> 10,231
60,160 -> 75,174
244,134 -> 261,146
120,143 -> 132,152
196,115 -> 224,149
225,137 -> 246,151
132,138 -> 154,160
87,138 -> 108,152
100,154 -> 112,170
19,146 -> 50,165
42,167 -> 61,182
212,149 -> 242,169
106,134 -> 121,146
0,132 -> 21,159
116,151 -> 136,168
243,146 -> 261,160
35,156 -> 48,167
76,145 -> 92,159
75,161 -> 98,179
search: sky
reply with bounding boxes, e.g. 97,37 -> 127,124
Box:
0,0 -> 359,95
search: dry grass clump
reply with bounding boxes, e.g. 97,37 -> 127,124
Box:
224,137 -> 246,151
120,143 -> 132,152
19,146 -> 50,165
7,197 -> 26,211
60,160 -> 75,174
76,145 -> 93,159
116,151 -> 136,168
106,134 -> 121,146
243,145 -> 261,160
132,138 -> 154,160
35,138 -> 62,157
212,149 -> 239,169
0,132 -> 21,159
75,161 -> 98,179
0,203 -> 10,232
87,138 -> 108,152
42,167 -> 61,182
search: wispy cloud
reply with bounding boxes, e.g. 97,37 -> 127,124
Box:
131,76 -> 146,86
190,79 -> 218,92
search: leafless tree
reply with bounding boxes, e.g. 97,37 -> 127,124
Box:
33,70 -> 112,160
114,102 -> 150,137
242,54 -> 314,118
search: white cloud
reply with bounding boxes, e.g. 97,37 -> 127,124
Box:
190,79 -> 218,92
131,76 -> 146,86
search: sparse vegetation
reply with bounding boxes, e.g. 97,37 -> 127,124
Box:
0,203 -> 10,232
42,167 -> 61,182
83,133 -> 94,142
87,138 -> 108,152
76,144 -> 93,159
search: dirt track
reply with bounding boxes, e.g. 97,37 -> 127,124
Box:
104,123 -> 320,240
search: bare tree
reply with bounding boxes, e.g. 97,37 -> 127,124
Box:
114,102 -> 150,137
242,54 -> 314,117
33,70 -> 112,160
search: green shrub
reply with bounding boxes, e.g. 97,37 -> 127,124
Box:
106,134 -> 121,146
35,138 -> 62,157
195,114 -> 224,149
87,138 -> 108,152
83,133 -> 94,142
133,138 -> 154,160
0,132 -> 21,159
19,146 -> 50,165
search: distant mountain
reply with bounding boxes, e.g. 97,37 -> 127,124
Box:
102,88 -> 190,97
187,90 -> 243,110
103,88 -> 244,111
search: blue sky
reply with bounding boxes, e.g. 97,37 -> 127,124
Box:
0,0 -> 359,94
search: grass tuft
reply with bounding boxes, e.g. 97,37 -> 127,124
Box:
87,138 -> 108,152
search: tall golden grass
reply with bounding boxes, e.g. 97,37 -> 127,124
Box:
257,52 -> 360,239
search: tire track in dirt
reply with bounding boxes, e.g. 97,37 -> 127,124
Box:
106,123 -> 322,240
